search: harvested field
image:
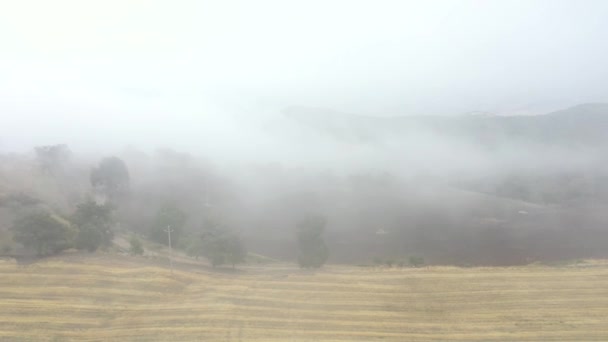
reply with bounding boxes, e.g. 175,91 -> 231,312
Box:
1,256 -> 608,341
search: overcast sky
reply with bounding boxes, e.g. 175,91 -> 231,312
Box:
1,0 -> 608,153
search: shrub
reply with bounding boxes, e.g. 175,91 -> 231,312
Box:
11,211 -> 76,256
197,225 -> 247,268
129,236 -> 144,256
296,215 -> 329,268
72,200 -> 114,252
409,256 -> 425,268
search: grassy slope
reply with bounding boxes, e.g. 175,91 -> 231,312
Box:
1,256 -> 608,341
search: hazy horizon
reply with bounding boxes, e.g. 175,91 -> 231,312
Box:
2,0 -> 608,155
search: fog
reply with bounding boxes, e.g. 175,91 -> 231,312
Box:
2,1 -> 608,266
2,0 -> 608,154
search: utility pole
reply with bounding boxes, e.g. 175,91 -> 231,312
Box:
164,225 -> 174,274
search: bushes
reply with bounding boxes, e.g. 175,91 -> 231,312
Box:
371,256 -> 425,268
129,236 -> 144,256
373,257 -> 396,267
195,225 -> 247,268
296,215 -> 329,269
11,211 -> 76,256
11,200 -> 116,257
72,201 -> 114,252
409,256 -> 425,268
74,223 -> 107,252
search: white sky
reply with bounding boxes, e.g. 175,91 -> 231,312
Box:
1,0 -> 608,153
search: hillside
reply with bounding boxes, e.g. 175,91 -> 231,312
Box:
284,103 -> 608,147
276,104 -> 608,264
2,104 -> 608,266
1,255 -> 608,341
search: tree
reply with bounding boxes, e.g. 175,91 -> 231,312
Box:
34,144 -> 71,175
91,157 -> 130,200
198,224 -> 247,268
148,204 -> 187,246
185,236 -> 204,260
11,211 -> 75,256
129,236 -> 144,256
409,256 -> 425,268
296,215 -> 329,268
72,200 -> 114,252
224,235 -> 247,268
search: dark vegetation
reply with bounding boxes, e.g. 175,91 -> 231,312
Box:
72,200 -> 114,252
2,104 -> 608,267
198,225 -> 247,268
90,156 -> 130,200
129,236 -> 144,256
148,204 -> 187,246
11,211 -> 74,256
297,215 -> 329,268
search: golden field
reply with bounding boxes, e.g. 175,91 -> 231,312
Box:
1,256 -> 608,341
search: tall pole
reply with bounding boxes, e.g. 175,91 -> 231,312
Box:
164,225 -> 174,274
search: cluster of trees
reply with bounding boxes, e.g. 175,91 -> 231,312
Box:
181,214 -> 330,269
9,148 -> 332,269
72,201 -> 114,252
12,202 -> 331,269
11,212 -> 75,256
34,144 -> 71,175
198,223 -> 247,268
90,156 -> 130,201
8,137 -> 608,268
9,153 -> 125,257
11,200 -> 113,256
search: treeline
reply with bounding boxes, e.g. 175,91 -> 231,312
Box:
3,145 -> 330,268
3,143 -> 608,267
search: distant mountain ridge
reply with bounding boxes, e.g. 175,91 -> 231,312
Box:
283,103 -> 608,148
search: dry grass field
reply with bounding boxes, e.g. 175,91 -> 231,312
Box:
1,256 -> 608,341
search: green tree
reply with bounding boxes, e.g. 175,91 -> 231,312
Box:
129,236 -> 144,256
11,211 -> 75,256
72,200 -> 114,252
409,256 -> 425,267
198,225 -> 247,268
296,215 -> 329,268
185,235 -> 204,260
224,235 -> 247,268
90,156 -> 130,199
34,144 -> 71,175
148,204 -> 187,246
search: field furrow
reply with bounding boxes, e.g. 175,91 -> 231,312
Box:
1,258 -> 608,341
